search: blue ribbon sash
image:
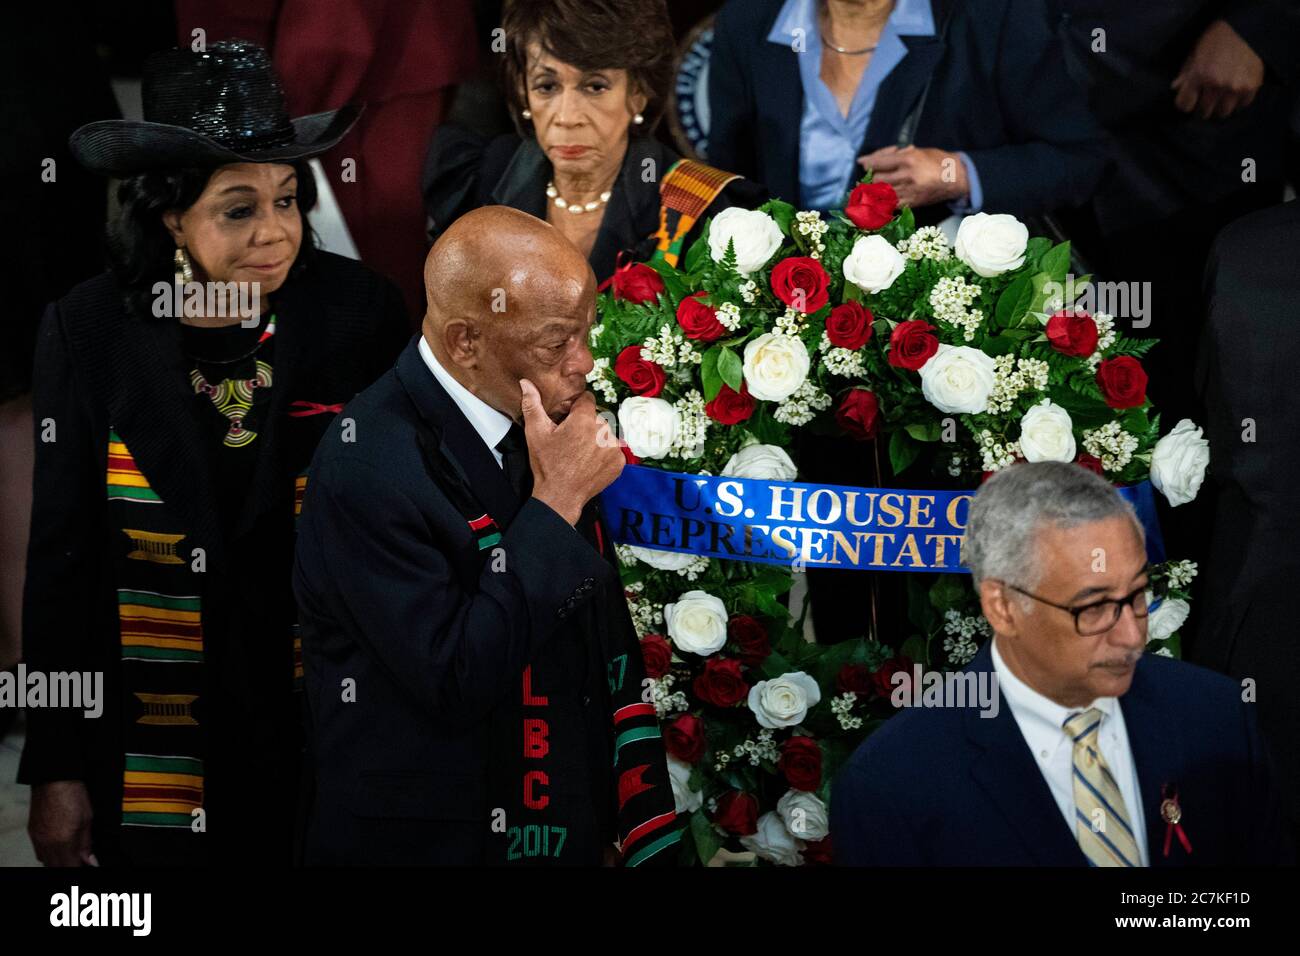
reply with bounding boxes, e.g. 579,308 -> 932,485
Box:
601,465 -> 1166,572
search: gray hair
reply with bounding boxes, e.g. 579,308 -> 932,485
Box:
961,461 -> 1143,590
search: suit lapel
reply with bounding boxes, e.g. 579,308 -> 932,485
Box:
1120,660 -> 1186,867
394,339 -> 523,531
100,309 -> 224,565
964,645 -> 1086,864
858,33 -> 946,157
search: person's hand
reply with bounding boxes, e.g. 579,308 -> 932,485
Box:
1172,19 -> 1265,120
29,780 -> 97,867
857,146 -> 969,208
519,379 -> 624,526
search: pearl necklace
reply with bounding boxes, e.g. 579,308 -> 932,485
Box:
546,180 -> 612,215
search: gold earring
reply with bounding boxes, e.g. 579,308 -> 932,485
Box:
633,113 -> 644,125
174,247 -> 194,284
521,108 -> 532,120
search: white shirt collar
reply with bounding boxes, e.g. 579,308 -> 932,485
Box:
990,637 -> 1117,736
417,335 -> 513,466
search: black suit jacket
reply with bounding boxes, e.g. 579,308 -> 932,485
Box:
831,643 -> 1293,865
1194,199 -> 1300,834
293,339 -> 625,864
707,0 -> 1108,220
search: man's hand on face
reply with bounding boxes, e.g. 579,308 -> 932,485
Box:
1172,19 -> 1265,121
519,378 -> 625,526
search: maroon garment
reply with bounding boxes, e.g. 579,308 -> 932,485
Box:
176,0 -> 478,320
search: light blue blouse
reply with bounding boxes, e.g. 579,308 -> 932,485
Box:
766,0 -> 982,213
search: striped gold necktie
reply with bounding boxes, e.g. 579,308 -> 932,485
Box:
1063,708 -> 1142,867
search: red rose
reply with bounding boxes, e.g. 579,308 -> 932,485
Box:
713,790 -> 759,836
1095,356 -> 1148,409
844,181 -> 898,231
693,657 -> 749,707
1075,452 -> 1104,476
664,712 -> 706,764
1045,310 -> 1098,358
803,837 -> 834,866
835,388 -> 880,441
888,320 -> 940,371
871,655 -> 913,698
727,615 -> 771,666
836,663 -> 874,696
825,301 -> 874,350
705,381 -> 756,425
639,633 -> 672,679
675,291 -> 726,342
621,444 -> 640,465
778,735 -> 824,791
614,345 -> 666,397
610,262 -> 665,304
770,257 -> 830,314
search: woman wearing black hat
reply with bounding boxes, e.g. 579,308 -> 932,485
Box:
18,40 -> 409,867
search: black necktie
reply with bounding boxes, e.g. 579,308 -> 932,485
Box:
496,423 -> 533,501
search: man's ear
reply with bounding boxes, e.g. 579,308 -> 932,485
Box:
442,319 -> 477,369
979,579 -> 1019,638
161,209 -> 185,246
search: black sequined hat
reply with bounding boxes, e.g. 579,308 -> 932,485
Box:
70,39 -> 362,175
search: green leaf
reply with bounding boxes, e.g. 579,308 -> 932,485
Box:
684,221 -> 712,273
701,347 -> 723,402
719,346 -> 744,393
764,200 -> 797,235
689,810 -> 721,865
904,421 -> 941,442
994,274 -> 1034,329
1047,386 -> 1113,430
1039,241 -> 1072,282
888,428 -> 922,475
981,334 -> 1018,356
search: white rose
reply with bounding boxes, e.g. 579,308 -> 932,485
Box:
740,811 -> 805,866
776,789 -> 830,841
666,755 -> 703,814
1018,399 -> 1077,463
1150,419 -> 1210,507
617,396 -> 679,460
1146,596 -> 1190,643
708,207 -> 784,275
842,234 -> 905,293
918,344 -> 996,414
664,589 -> 728,655
626,546 -> 698,572
722,443 -> 798,481
954,212 -> 1029,277
742,333 -> 810,402
747,670 -> 821,729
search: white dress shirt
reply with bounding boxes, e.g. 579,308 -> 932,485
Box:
990,638 -> 1148,865
418,335 -> 513,468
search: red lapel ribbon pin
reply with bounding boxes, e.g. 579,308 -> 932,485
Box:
288,401 -> 344,418
1160,783 -> 1193,857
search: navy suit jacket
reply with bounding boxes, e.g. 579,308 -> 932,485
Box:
292,338 -> 618,864
831,643 -> 1293,866
708,0 -> 1108,220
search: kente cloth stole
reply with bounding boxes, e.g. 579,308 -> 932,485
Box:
108,429 -> 307,846
414,427 -> 682,865
650,159 -> 741,268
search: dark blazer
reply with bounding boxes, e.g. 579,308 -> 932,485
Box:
708,0 -> 1108,220
17,251 -> 408,864
422,129 -> 768,283
831,642 -> 1293,865
1194,199 -> 1300,834
293,338 -> 630,865
1058,0 -> 1300,233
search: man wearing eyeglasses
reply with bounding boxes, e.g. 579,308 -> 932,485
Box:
831,461 -> 1293,866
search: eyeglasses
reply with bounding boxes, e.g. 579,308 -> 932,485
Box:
1004,579 -> 1150,637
